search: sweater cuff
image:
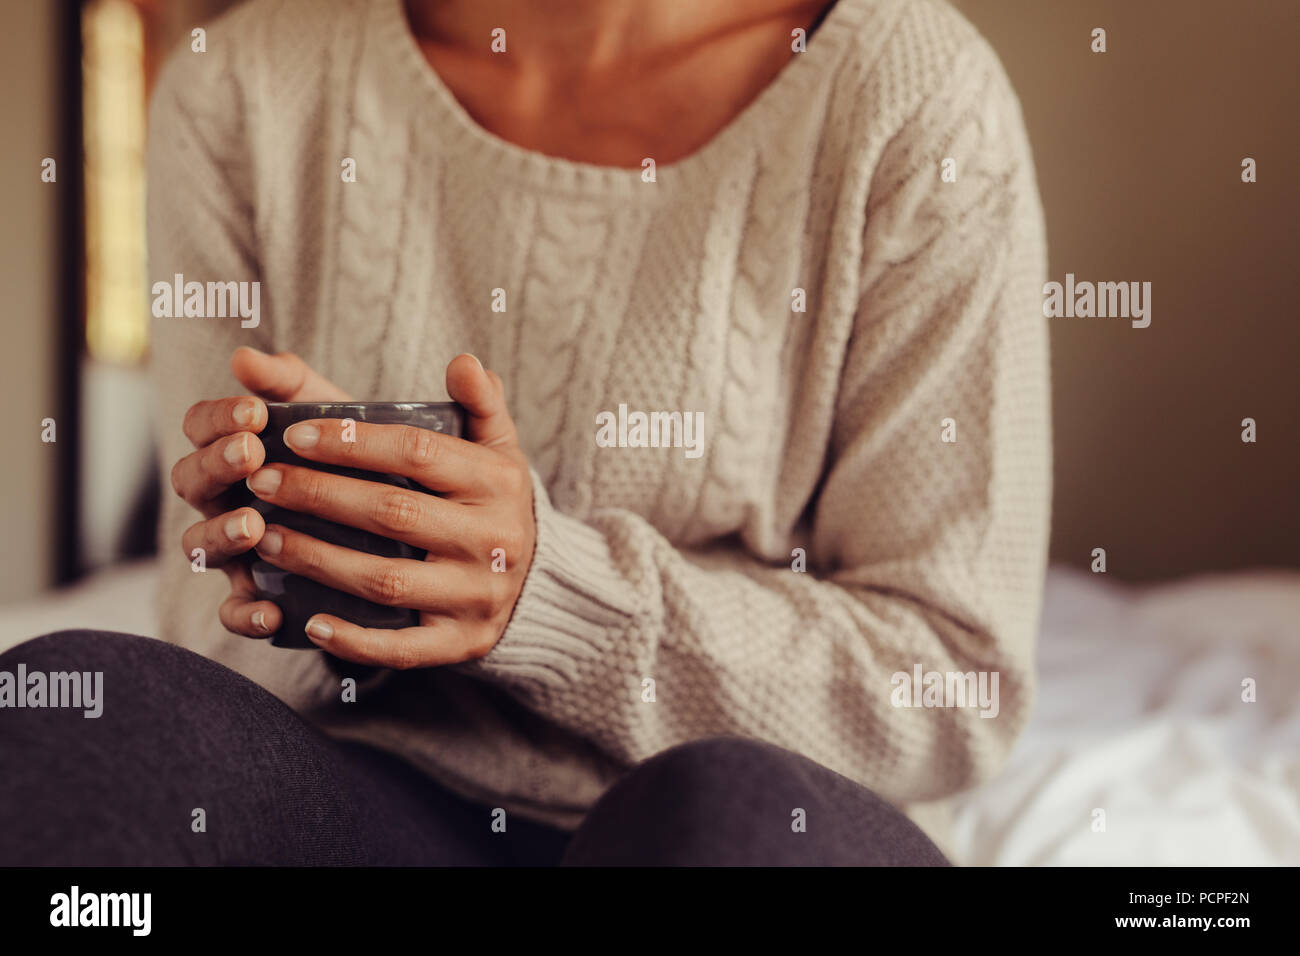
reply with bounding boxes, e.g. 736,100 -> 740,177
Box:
464,468 -> 639,687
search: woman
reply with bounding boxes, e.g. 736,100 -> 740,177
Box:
2,0 -> 1049,865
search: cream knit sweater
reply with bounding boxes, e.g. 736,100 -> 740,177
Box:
148,0 -> 1051,850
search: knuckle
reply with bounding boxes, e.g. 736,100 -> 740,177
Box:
297,471 -> 330,511
367,565 -> 410,606
386,640 -> 422,671
497,525 -> 528,565
499,463 -> 527,497
297,537 -> 327,575
195,444 -> 219,483
470,581 -> 500,620
489,566 -> 517,606
206,516 -> 231,551
402,426 -> 439,470
375,491 -> 422,534
202,520 -> 224,554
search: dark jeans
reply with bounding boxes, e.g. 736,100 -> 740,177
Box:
0,631 -> 949,866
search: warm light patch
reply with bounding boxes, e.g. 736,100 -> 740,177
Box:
82,0 -> 148,364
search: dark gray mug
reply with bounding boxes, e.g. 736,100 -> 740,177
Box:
233,401 -> 465,648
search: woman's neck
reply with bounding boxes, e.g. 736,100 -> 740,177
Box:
404,0 -> 831,74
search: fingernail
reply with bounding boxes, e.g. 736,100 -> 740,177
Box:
258,528 -> 283,556
251,609 -> 268,633
467,353 -> 484,373
305,618 -> 332,643
225,512 -> 250,541
232,400 -> 257,427
285,422 -> 319,449
246,468 -> 282,496
223,433 -> 250,465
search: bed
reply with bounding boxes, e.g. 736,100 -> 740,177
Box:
3,560 -> 1297,866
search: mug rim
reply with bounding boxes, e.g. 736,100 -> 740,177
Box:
263,400 -> 460,409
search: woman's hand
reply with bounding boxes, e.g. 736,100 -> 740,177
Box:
244,353 -> 536,669
172,347 -> 353,638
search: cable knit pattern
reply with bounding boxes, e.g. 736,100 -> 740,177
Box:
147,0 -> 1051,850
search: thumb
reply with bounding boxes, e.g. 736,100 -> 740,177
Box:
446,353 -> 518,451
230,347 -> 353,402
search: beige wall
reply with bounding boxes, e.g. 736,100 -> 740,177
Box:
954,0 -> 1300,579
0,1 -> 60,600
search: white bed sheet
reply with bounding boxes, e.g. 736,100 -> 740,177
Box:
0,558 -> 160,654
949,566 -> 1300,866
1,560 -> 1297,865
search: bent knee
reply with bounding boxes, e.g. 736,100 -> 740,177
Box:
606,735 -> 912,832
2,630 -> 210,688
5,629 -> 159,667
636,736 -> 829,792
0,628 -> 278,724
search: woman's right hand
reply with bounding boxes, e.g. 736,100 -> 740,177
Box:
171,347 -> 353,638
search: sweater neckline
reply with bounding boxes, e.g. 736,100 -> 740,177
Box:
374,0 -> 872,196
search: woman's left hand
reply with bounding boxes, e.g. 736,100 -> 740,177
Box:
245,353 -> 535,668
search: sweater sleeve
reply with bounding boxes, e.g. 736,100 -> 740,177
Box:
461,42 -> 1052,805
